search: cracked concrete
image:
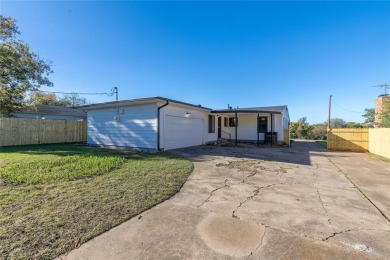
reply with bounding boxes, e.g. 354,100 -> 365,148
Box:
60,140 -> 390,259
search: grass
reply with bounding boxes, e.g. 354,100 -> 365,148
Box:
316,140 -> 328,149
0,144 -> 193,259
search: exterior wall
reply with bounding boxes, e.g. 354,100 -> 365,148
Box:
86,101 -> 290,150
219,113 -> 284,142
375,96 -> 390,125
12,113 -> 85,121
281,108 -> 290,144
369,128 -> 390,159
159,103 -> 216,149
87,104 -> 157,150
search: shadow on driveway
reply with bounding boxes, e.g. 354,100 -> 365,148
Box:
173,140 -> 329,166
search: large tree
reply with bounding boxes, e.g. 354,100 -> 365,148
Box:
328,118 -> 346,128
0,16 -> 53,116
25,91 -> 70,107
63,93 -> 89,107
311,123 -> 327,140
362,108 -> 375,123
290,117 -> 314,139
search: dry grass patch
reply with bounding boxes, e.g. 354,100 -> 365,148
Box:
0,144 -> 193,259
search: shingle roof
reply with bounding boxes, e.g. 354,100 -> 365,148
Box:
15,105 -> 87,117
212,106 -> 288,114
81,96 -> 212,111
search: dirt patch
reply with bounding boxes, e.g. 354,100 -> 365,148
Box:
216,160 -> 288,176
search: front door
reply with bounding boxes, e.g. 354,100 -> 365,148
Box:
218,117 -> 222,138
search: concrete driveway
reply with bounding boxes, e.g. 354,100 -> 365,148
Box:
61,141 -> 390,259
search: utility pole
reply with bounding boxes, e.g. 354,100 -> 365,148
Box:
112,87 -> 118,101
327,95 -> 332,150
328,95 -> 332,131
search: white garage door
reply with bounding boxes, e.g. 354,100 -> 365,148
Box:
163,115 -> 203,150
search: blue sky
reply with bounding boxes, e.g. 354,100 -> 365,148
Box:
1,1 -> 389,123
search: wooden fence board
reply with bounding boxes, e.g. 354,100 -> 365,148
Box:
369,128 -> 390,159
328,128 -> 369,152
283,128 -> 290,145
0,118 -> 86,147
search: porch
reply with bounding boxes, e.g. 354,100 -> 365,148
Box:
211,106 -> 290,146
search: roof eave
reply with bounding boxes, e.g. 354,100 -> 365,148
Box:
82,97 -> 212,111
211,110 -> 282,114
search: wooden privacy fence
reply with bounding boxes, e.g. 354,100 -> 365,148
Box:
328,128 -> 369,152
0,118 -> 87,147
369,128 -> 390,159
283,128 -> 290,145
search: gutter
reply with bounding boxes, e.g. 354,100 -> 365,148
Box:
157,100 -> 169,151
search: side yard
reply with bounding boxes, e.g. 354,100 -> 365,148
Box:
0,144 -> 193,259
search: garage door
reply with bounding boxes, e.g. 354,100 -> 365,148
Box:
163,115 -> 203,150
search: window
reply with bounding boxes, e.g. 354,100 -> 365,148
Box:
229,117 -> 238,127
208,115 -> 215,133
224,117 -> 228,127
258,116 -> 268,133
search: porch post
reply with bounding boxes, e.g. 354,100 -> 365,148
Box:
235,110 -> 238,146
270,113 -> 273,146
257,113 -> 260,146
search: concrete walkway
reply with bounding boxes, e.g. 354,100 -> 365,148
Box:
60,141 -> 390,259
327,151 -> 390,220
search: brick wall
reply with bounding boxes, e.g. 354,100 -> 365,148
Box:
374,95 -> 390,124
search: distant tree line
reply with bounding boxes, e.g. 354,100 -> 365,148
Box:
291,103 -> 390,140
25,91 -> 89,108
290,117 -> 362,140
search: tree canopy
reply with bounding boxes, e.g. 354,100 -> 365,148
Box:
379,99 -> 390,128
26,91 -> 89,108
0,15 -> 53,116
362,108 -> 375,123
290,117 -> 364,140
25,91 -> 68,107
290,117 -> 314,139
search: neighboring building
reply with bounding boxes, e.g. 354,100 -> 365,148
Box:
374,95 -> 390,125
12,105 -> 87,121
84,97 -> 290,151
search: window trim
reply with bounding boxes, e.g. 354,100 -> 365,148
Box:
224,117 -> 228,127
228,117 -> 238,127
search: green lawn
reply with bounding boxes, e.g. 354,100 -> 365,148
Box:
0,144 -> 193,259
316,140 -> 328,149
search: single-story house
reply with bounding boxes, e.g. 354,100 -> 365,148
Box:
12,105 -> 87,121
84,97 -> 290,151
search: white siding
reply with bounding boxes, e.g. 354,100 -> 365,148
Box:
159,104 -> 216,150
163,115 -> 203,150
87,104 -> 157,149
220,113 -> 284,142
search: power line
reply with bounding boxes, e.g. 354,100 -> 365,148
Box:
373,83 -> 390,96
332,99 -> 365,114
31,88 -> 116,97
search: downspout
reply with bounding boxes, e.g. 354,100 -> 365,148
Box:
157,100 -> 169,151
